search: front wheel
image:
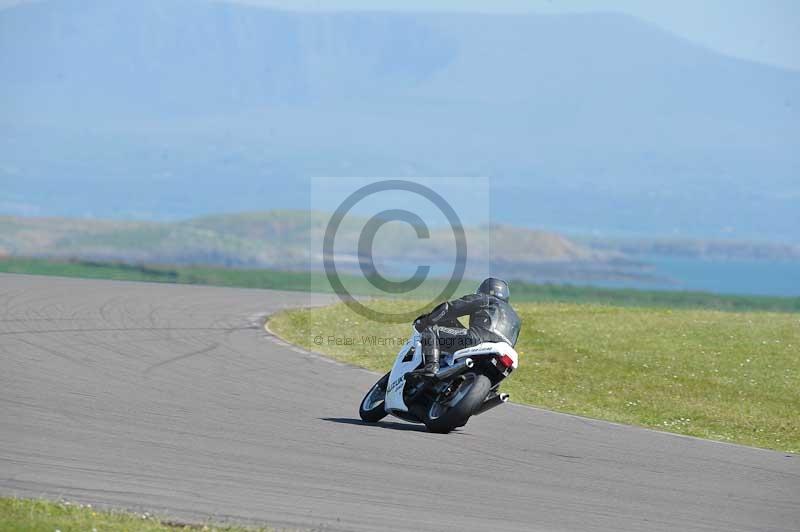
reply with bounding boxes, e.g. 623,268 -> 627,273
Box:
424,372 -> 491,433
359,372 -> 390,422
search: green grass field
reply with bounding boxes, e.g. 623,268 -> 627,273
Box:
0,498 -> 288,532
2,256 -> 799,313
269,300 -> 800,453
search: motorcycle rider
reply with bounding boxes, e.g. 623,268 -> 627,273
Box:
410,277 -> 521,378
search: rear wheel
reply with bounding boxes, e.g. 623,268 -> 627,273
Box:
424,372 -> 491,433
359,372 -> 390,422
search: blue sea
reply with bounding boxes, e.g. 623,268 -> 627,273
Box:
382,256 -> 800,298
593,256 -> 800,297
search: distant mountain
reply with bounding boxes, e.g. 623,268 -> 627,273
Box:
1,1 -> 797,241
0,211 -> 314,269
0,211 -> 642,283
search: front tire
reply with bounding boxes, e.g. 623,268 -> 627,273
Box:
359,372 -> 390,422
424,372 -> 491,433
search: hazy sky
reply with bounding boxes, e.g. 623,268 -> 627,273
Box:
230,0 -> 800,70
0,0 -> 796,69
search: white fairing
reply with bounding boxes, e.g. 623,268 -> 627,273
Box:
383,328 -> 519,414
450,342 -> 519,369
384,331 -> 423,413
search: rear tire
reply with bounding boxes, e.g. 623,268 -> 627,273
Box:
359,372 -> 390,422
424,372 -> 491,433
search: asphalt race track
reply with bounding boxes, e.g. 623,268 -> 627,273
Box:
1,274 -> 798,531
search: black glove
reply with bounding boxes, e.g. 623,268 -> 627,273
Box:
413,313 -> 430,332
414,302 -> 450,332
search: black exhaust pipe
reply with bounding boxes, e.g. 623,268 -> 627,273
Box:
474,392 -> 509,415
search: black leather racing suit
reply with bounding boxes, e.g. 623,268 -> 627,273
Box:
414,293 -> 521,365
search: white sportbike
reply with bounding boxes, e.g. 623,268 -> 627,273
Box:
359,327 -> 519,433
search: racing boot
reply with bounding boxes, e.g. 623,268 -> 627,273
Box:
410,328 -> 440,378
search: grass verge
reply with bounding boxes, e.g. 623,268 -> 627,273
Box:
0,497 -> 288,532
2,256 -> 799,313
269,300 -> 800,453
